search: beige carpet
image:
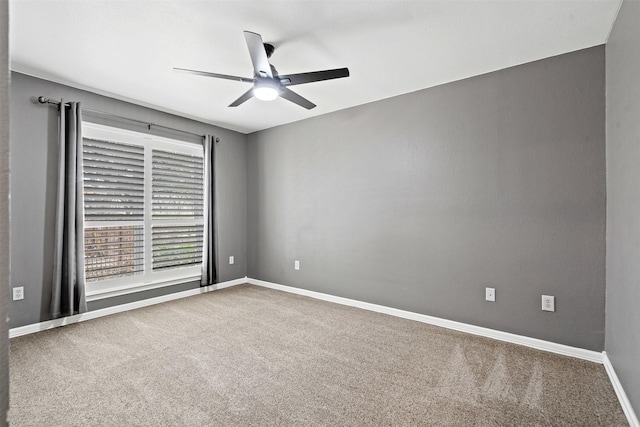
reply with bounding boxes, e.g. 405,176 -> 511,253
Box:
10,284 -> 627,426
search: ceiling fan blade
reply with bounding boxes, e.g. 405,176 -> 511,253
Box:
174,68 -> 254,83
228,88 -> 255,107
280,87 -> 316,110
278,68 -> 350,86
244,31 -> 273,79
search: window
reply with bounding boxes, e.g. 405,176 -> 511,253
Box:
81,122 -> 206,300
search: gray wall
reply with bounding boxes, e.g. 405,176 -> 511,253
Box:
248,46 -> 606,351
9,72 -> 247,328
605,0 -> 640,415
1,1 -> 10,425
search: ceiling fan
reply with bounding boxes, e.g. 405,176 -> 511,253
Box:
175,31 -> 350,110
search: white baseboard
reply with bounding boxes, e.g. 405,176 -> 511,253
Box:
247,278 -> 603,363
9,277 -> 247,339
603,351 -> 639,427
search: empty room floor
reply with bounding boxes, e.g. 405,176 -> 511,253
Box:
9,285 -> 627,426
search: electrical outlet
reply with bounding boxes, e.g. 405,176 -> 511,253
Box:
485,287 -> 496,302
294,260 -> 300,271
13,287 -> 24,301
542,295 -> 555,312
229,256 -> 234,265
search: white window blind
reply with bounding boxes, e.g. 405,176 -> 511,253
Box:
83,138 -> 145,281
151,149 -> 204,271
81,123 -> 206,299
152,150 -> 204,219
152,225 -> 204,271
84,225 -> 144,282
83,139 -> 144,221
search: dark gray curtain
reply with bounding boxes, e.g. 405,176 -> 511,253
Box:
201,134 -> 217,286
50,101 -> 87,318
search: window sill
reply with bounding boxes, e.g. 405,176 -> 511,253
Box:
85,275 -> 201,302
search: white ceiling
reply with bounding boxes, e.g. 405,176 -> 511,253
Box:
10,0 -> 621,134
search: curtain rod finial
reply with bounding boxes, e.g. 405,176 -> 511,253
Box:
37,96 -> 48,104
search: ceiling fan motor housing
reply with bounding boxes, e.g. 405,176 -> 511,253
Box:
264,43 -> 275,58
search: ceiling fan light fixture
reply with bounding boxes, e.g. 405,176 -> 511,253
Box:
253,80 -> 280,101
176,31 -> 348,109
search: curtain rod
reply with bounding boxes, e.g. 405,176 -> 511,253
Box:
36,96 -> 209,140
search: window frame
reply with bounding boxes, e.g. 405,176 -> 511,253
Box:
81,122 -> 206,301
